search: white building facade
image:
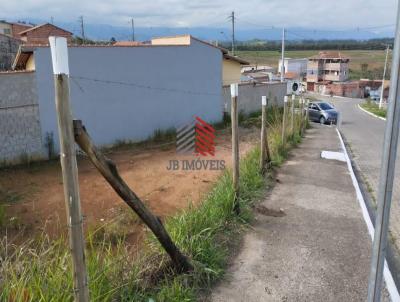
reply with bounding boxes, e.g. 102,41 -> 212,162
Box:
278,58 -> 308,77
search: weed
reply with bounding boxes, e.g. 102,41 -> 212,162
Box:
152,128 -> 176,143
360,100 -> 387,118
89,206 -> 141,245
45,132 -> 56,159
18,153 -> 32,167
0,188 -> 21,204
0,204 -> 4,227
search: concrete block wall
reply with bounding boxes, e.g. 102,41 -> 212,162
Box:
222,82 -> 287,115
0,34 -> 22,70
316,82 -> 363,98
0,71 -> 45,165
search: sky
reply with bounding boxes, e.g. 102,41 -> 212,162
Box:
1,0 -> 398,31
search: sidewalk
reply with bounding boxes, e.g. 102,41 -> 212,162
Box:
210,125 -> 379,302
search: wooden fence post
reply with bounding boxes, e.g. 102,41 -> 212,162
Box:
300,97 -> 306,136
291,94 -> 295,135
260,96 -> 271,174
49,37 -> 89,302
305,99 -> 309,130
231,83 -> 240,214
281,95 -> 288,145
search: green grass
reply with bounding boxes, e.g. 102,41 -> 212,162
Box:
236,49 -> 391,80
0,107 -> 304,301
0,204 -> 4,227
360,100 -> 387,118
0,188 -> 22,227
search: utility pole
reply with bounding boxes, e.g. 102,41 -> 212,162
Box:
367,2 -> 400,301
230,11 -> 235,55
49,36 -> 89,302
281,27 -> 285,83
131,18 -> 135,41
379,44 -> 390,109
79,16 -> 85,43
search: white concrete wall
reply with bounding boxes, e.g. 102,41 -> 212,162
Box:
279,58 -> 308,76
222,82 -> 287,115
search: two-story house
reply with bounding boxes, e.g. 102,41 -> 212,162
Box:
0,20 -> 32,39
306,51 -> 350,91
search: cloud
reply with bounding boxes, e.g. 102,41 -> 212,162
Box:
1,0 -> 398,30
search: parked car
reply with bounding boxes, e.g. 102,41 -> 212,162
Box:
307,102 -> 339,124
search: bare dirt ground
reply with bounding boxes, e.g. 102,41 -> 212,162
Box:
0,127 -> 258,245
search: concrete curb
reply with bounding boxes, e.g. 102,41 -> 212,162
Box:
336,128 -> 400,302
358,104 -> 387,121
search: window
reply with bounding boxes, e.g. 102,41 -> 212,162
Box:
318,103 -> 333,110
3,28 -> 11,35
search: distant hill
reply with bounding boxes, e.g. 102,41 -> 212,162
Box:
9,18 -> 395,42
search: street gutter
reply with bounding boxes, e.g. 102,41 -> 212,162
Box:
337,129 -> 400,302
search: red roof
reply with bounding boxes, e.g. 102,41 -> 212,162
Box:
113,41 -> 144,46
310,51 -> 349,60
18,23 -> 72,35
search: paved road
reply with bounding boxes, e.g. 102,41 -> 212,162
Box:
211,125 -> 377,301
314,94 -> 400,255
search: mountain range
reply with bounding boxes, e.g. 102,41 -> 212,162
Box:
11,18 -> 396,42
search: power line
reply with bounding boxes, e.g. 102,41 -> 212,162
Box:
286,30 -> 310,40
69,75 -> 222,97
287,24 -> 396,37
235,17 -> 276,30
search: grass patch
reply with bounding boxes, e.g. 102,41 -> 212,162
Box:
0,107 -> 304,301
0,204 -> 5,227
360,99 -> 387,118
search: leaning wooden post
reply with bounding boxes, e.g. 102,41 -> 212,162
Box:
281,95 -> 288,145
231,83 -> 240,214
49,37 -> 89,302
290,94 -> 295,135
260,96 -> 271,174
73,121 -> 193,273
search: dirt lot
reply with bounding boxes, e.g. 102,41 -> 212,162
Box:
0,127 -> 258,244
